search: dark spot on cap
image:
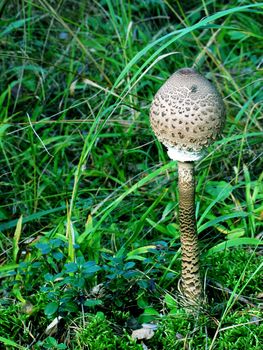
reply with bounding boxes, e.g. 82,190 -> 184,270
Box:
191,84 -> 198,93
178,68 -> 196,75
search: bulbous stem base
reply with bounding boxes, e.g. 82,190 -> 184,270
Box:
177,161 -> 203,305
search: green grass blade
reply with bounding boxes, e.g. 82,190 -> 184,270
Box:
0,17 -> 35,38
198,212 -> 247,233
0,337 -> 26,350
206,238 -> 262,256
13,215 -> 23,262
0,263 -> 19,278
93,162 -> 176,231
0,205 -> 66,231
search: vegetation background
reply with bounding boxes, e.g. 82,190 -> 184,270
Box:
0,0 -> 262,349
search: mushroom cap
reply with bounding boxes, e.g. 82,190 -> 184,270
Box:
150,68 -> 225,161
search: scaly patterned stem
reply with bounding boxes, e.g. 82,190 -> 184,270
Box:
178,161 -> 202,304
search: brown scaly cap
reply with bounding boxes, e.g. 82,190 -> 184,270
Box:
150,68 -> 225,161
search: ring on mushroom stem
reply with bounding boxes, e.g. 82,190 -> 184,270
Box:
150,68 -> 225,308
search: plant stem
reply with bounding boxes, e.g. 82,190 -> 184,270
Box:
177,161 -> 203,304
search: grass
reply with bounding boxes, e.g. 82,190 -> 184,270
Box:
0,0 -> 262,348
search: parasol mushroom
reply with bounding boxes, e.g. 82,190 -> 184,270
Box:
150,68 -> 225,306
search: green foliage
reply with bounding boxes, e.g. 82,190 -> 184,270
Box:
0,0 -> 262,348
218,312 -> 263,350
153,310 -> 263,350
75,312 -> 141,350
35,337 -> 67,350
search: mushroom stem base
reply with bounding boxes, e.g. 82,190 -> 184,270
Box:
177,161 -> 203,305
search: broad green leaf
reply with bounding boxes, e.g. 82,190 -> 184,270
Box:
139,307 -> 160,323
137,297 -> 149,309
164,293 -> 178,310
83,261 -> 101,274
84,299 -> 103,307
124,262 -> 136,270
44,302 -> 59,316
64,262 -> 78,273
142,307 -> 160,316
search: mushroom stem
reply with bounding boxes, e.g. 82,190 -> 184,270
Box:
177,161 -> 202,304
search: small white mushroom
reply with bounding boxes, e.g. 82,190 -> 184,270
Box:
150,68 -> 225,306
